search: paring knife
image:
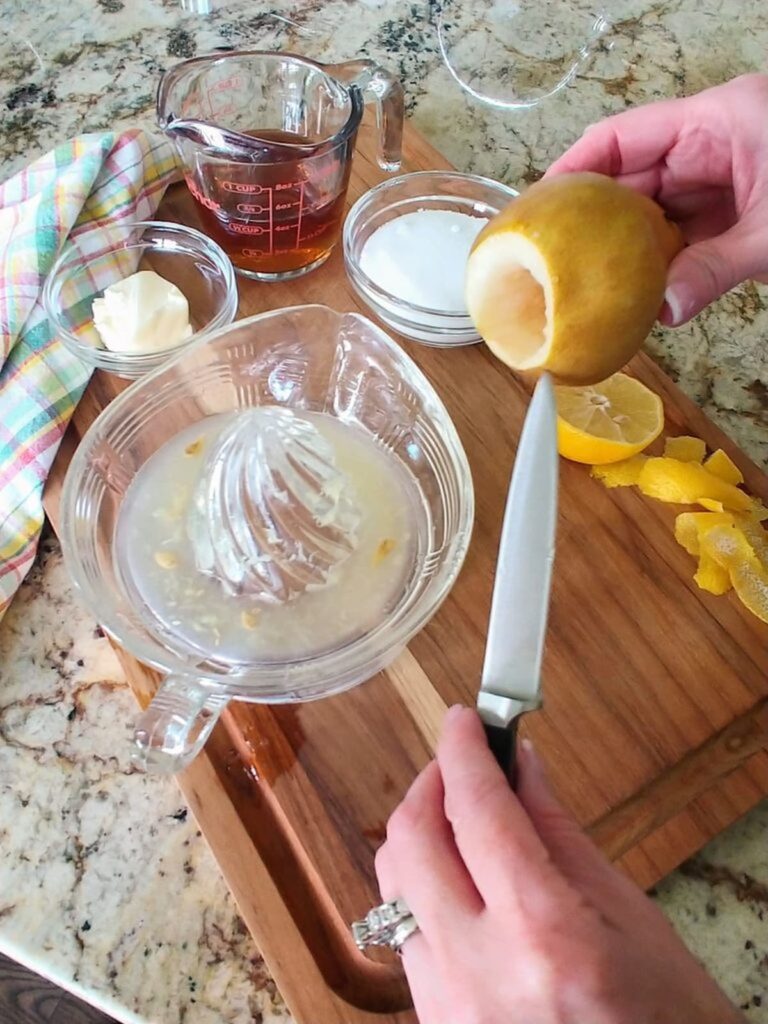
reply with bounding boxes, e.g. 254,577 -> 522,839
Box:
477,373 -> 558,786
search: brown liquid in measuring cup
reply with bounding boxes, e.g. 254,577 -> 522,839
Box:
188,130 -> 353,276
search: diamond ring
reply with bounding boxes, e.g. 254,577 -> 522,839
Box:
351,897 -> 420,953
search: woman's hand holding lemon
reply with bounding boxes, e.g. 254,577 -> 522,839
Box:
467,75 -> 768,386
546,74 -> 768,327
465,75 -> 768,466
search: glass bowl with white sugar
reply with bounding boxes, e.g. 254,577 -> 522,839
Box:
344,171 -> 518,346
43,221 -> 238,379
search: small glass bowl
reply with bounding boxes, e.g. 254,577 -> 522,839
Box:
343,170 -> 518,347
43,221 -> 239,379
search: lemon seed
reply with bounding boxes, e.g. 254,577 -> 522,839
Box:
241,609 -> 260,630
154,550 -> 179,570
373,538 -> 396,566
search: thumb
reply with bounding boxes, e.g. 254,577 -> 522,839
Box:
516,740 -> 653,927
662,223 -> 768,326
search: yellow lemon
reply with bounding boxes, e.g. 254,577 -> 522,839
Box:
663,436 -> 706,463
638,459 -> 753,511
465,173 -> 683,384
555,372 -> 663,464
701,523 -> 768,622
590,454 -> 648,487
704,448 -> 744,486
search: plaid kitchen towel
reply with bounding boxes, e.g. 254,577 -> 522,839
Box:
0,129 -> 179,620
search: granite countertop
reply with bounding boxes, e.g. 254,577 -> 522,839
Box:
2,1 -> 768,1022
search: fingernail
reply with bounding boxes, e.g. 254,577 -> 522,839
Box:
663,286 -> 683,325
663,284 -> 695,326
520,737 -> 541,770
520,736 -> 544,772
659,299 -> 674,326
445,703 -> 466,722
582,122 -> 600,134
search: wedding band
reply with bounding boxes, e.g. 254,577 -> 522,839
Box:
389,914 -> 420,954
351,897 -> 420,952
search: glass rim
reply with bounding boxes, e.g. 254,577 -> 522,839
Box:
156,49 -> 365,156
59,303 -> 475,699
435,6 -> 614,111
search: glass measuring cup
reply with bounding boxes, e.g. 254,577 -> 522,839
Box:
59,306 -> 473,773
157,51 -> 404,280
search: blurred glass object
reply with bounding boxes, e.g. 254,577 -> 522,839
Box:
436,0 -> 614,109
181,0 -> 213,13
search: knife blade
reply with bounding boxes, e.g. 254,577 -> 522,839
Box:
477,373 -> 558,785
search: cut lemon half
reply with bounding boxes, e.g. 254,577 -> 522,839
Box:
465,173 -> 682,385
555,373 -> 664,464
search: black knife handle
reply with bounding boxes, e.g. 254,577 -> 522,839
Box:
483,717 -> 520,789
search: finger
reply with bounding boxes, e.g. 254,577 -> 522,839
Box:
437,707 -> 569,913
661,217 -> 768,325
615,168 -> 663,197
383,759 -> 483,931
373,842 -> 437,1005
398,937 -> 448,1024
655,185 -> 734,228
374,841 -> 399,902
516,738 -> 652,928
367,859 -> 441,1019
545,97 -> 689,178
374,770 -> 468,1024
375,829 -> 455,1024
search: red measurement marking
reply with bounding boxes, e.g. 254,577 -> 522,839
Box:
208,76 -> 242,94
222,182 -> 270,195
236,202 -> 270,214
296,180 -> 304,247
269,186 -> 274,255
230,222 -> 270,235
186,177 -> 221,212
300,223 -> 329,242
313,161 -> 339,181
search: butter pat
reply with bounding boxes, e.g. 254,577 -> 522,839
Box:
92,270 -> 193,354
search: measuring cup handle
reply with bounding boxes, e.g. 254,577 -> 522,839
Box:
329,59 -> 404,172
132,675 -> 229,774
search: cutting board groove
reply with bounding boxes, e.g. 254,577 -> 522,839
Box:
43,117 -> 768,1023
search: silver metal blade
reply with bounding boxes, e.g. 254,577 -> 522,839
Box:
478,374 -> 558,729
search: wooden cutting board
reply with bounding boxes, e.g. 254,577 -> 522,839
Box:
43,116 -> 768,1024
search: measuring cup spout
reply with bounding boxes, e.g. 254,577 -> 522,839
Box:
162,118 -> 275,162
163,118 -> 223,149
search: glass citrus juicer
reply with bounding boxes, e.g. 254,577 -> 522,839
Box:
60,306 -> 474,773
157,50 -> 404,280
